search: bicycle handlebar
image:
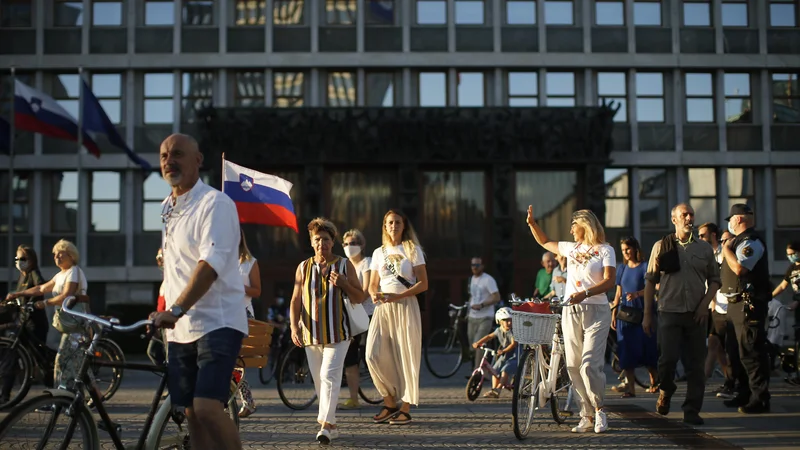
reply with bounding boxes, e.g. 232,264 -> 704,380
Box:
448,303 -> 469,310
61,296 -> 153,333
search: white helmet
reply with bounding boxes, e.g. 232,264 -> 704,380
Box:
495,307 -> 512,324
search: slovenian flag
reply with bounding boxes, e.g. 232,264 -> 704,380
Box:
222,159 -> 298,233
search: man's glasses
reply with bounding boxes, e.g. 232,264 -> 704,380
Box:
14,257 -> 27,262
470,264 -> 481,268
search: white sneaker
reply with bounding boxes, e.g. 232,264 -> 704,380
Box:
316,428 -> 339,445
571,416 -> 593,433
594,409 -> 609,433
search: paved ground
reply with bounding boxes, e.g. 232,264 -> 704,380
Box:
3,363 -> 800,449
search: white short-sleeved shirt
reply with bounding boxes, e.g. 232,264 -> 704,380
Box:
52,265 -> 88,312
557,241 -> 616,306
370,244 -> 425,295
161,180 -> 248,344
352,256 -> 375,316
468,273 -> 500,320
239,258 -> 257,315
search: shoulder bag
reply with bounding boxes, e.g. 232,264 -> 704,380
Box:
381,246 -> 415,288
340,259 -> 370,336
52,266 -> 87,334
615,264 -> 644,325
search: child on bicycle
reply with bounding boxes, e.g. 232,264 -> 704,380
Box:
472,307 -> 517,398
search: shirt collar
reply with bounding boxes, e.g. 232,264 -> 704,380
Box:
169,179 -> 206,208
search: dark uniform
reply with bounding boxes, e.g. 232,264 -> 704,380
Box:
720,215 -> 771,412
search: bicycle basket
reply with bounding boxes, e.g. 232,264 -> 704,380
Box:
510,311 -> 559,345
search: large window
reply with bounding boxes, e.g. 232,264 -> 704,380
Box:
770,0 -> 797,27
91,172 -> 121,232
181,72 -> 214,123
52,172 -> 78,233
515,171 -> 577,260
595,0 -> 624,26
273,71 -> 305,107
419,72 -> 447,107
234,0 -> 265,25
771,73 -> 800,123
325,0 -> 356,25
422,172 -> 486,258
727,168 -> 755,215
605,168 -> 629,228
142,173 -> 169,231
506,0 -> 535,24
366,72 -> 395,107
328,172 -> 395,253
688,168 -> 716,226
685,73 -> 714,123
597,72 -> 627,122
182,0 -> 213,25
724,73 -> 752,123
93,0 -> 123,26
417,0 -> 446,24
455,0 -> 484,24
234,71 -> 266,107
145,0 -> 175,25
633,0 -> 661,26
545,0 -> 573,24
776,168 -> 800,228
457,72 -> 484,107
721,0 -> 748,27
91,74 -> 122,124
639,168 -> 668,228
144,73 -> 174,124
274,0 -> 304,24
635,72 -> 664,122
683,0 -> 711,26
366,0 -> 395,25
0,173 -> 30,233
546,72 -> 575,106
327,72 -> 356,107
54,0 -> 83,26
51,74 -> 80,121
0,0 -> 33,27
508,72 -> 538,106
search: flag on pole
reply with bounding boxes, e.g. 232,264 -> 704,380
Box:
222,159 -> 298,232
0,117 -> 9,152
80,79 -> 152,173
13,79 -> 100,157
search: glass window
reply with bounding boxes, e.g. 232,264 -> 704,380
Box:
685,73 -> 714,123
93,0 -> 123,26
52,172 -> 79,233
457,72 -> 484,107
506,0 -> 535,24
143,173 -> 170,231
419,72 -> 447,107
683,1 -> 711,26
597,72 -> 627,122
90,171 -> 121,232
183,0 -> 213,25
234,71 -> 265,107
181,72 -> 214,123
366,0 -> 395,25
508,71 -> 538,106
771,73 -> 800,123
0,0 -> 33,27
144,73 -> 174,124
366,72 -> 395,107
327,71 -> 356,107
274,71 -> 305,107
423,172 -> 486,258
633,1 -> 661,26
54,0 -> 83,27
417,0 -> 446,24
595,1 -> 624,26
145,0 -> 175,25
724,73 -> 752,123
91,73 -> 122,124
234,0 -> 266,26
775,168 -> 800,227
605,168 -> 629,229
274,0 -> 304,24
770,2 -> 797,27
51,74 -> 80,121
455,0 -> 484,24
328,172 -> 396,252
639,168 -> 668,227
326,0 -> 356,25
546,72 -> 575,107
721,1 -> 748,27
688,168 -> 717,226
0,173 -> 30,233
515,171 -> 578,259
545,0 -> 573,25
727,168 -> 755,215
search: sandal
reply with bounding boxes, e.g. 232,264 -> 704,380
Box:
483,389 -> 500,398
373,406 -> 399,424
620,392 -> 636,398
646,385 -> 658,393
389,411 -> 412,426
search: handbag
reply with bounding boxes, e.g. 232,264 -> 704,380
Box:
615,265 -> 644,324
340,259 -> 370,336
380,246 -> 415,288
52,267 -> 86,334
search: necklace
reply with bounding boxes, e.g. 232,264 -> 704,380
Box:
676,233 -> 693,246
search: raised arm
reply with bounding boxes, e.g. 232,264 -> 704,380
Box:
526,205 -> 560,255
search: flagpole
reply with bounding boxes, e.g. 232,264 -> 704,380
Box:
77,67 -> 85,260
7,66 -> 15,293
221,152 -> 225,193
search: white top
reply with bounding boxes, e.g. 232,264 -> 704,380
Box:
352,256 -> 375,316
161,180 -> 249,344
709,244 -> 728,313
557,241 -> 616,306
52,265 -> 88,313
239,257 -> 257,315
468,272 -> 500,320
767,299 -> 785,346
370,244 -> 426,295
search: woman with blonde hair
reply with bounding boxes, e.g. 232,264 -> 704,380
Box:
526,207 -> 616,434
236,227 -> 261,417
367,209 -> 428,425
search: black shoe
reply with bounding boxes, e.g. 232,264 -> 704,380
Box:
738,401 -> 770,414
715,386 -> 736,400
683,412 -> 704,425
723,396 -> 748,408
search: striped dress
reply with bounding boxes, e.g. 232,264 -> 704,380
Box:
299,257 -> 353,346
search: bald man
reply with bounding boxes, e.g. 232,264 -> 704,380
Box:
151,134 -> 247,450
533,252 -> 556,298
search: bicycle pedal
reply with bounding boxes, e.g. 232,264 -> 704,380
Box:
97,419 -> 122,436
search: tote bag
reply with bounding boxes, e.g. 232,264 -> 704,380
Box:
341,259 -> 369,336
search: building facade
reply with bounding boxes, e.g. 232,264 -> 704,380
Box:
1,0 -> 799,332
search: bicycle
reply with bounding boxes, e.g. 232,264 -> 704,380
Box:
0,297 -> 240,449
276,338 -> 383,410
465,346 -> 513,401
0,297 -> 124,411
424,303 -> 470,378
509,297 -> 575,440
258,323 -> 289,385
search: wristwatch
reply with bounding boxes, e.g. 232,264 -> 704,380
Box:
584,288 -> 592,298
170,305 -> 186,319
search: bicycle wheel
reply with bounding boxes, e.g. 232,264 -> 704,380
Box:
0,392 -> 98,449
512,347 -> 540,440
276,346 -> 317,410
465,372 -> 483,401
424,327 -> 464,379
357,350 -> 382,405
145,393 -> 239,450
89,339 -> 125,403
0,337 -> 33,411
549,353 -> 574,424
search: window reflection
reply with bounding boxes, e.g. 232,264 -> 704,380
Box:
633,1 -> 661,26
328,172 -> 395,252
595,1 -> 624,26
274,0 -> 304,24
366,72 -> 395,106
51,74 -> 80,121
683,2 -> 711,26
544,0 -> 573,25
235,0 -> 266,25
52,172 -> 79,233
91,171 -> 121,232
515,171 -> 577,260
639,168 -> 668,228
724,73 -> 752,123
326,0 -> 356,25
0,173 -> 30,233
92,74 -> 122,124
597,72 -> 627,122
235,71 -> 266,107
54,0 -> 83,27
636,72 -> 664,122
144,73 -> 175,124
721,2 -> 748,27
508,72 -> 538,106
366,0 -> 395,25
183,0 -> 214,25
181,72 -> 214,123
419,72 -> 447,107
775,168 -> 800,227
417,0 -> 446,24
422,172 -> 486,258
546,72 -> 575,107
274,71 -> 305,107
688,168 -> 717,226
457,72 -> 484,107
327,72 -> 356,107
686,73 -> 714,123
771,73 -> 800,123
93,0 -> 123,26
455,0 -> 484,24
605,169 -> 629,228
145,0 -> 175,25
143,172 -> 169,231
506,0 -> 535,24
727,168 -> 755,216
0,0 -> 33,27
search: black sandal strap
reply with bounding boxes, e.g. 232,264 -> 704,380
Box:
391,411 -> 412,421
374,406 -> 399,419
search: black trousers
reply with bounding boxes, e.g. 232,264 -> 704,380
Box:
658,311 -> 707,414
710,310 -> 738,389
727,302 -> 771,404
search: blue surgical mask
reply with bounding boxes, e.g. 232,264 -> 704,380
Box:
789,254 -> 799,264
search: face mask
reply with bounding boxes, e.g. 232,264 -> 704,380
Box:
727,220 -> 737,236
15,260 -> 28,272
344,245 -> 362,258
276,297 -> 285,306
789,254 -> 799,264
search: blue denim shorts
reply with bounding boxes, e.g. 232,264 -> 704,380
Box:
493,355 -> 518,376
168,327 -> 244,407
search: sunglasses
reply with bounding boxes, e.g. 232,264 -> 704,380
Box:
14,257 -> 27,262
470,263 -> 481,268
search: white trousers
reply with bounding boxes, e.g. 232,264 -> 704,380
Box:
305,340 -> 350,425
561,303 -> 612,418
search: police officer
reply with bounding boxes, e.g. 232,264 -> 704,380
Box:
719,204 -> 771,414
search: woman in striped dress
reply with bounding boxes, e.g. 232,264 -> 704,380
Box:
289,217 -> 367,445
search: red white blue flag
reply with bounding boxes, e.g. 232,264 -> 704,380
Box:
222,159 -> 298,233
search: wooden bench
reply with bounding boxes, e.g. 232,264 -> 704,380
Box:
239,319 -> 273,369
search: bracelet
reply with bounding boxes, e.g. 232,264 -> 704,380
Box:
584,288 -> 591,298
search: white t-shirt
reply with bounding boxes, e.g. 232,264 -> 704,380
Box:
468,273 -> 500,320
352,256 -> 375,316
52,265 -> 88,312
239,257 -> 257,316
370,244 -> 426,295
557,241 -> 616,306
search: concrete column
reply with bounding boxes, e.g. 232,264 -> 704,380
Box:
447,0 -> 455,52
34,72 -> 43,155
670,0 -> 680,52
713,0 -> 723,54
492,0 -> 501,52
628,68 -> 639,151
125,70 -> 135,154
35,0 -> 44,55
173,0 -> 182,54
536,0 -> 546,50
581,0 -> 591,53
32,172 -> 43,257
310,0 -> 319,52
124,170 -> 134,266
762,169 -> 775,271
265,0 -> 274,52
538,68 -> 547,106
265,69 -> 273,106
448,68 -> 457,106
717,168 -> 729,225
760,69 -> 772,152
356,0 -> 365,52
716,69 -> 727,152
494,68 -> 503,106
402,0 -> 411,52
218,0 -> 227,53
127,0 -> 135,54
402,68 -> 411,105
673,69 -> 684,152
357,68 -> 365,106
310,69 -> 320,106
625,0 -> 635,53
81,0 -> 90,54
630,169 -> 641,242
172,70 -> 181,133
77,165 -> 89,265
755,0 -> 768,54
217,69 -> 227,107
583,68 -> 593,106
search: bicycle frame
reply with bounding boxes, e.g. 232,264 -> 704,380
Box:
472,347 -> 507,388
3,301 -> 57,378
